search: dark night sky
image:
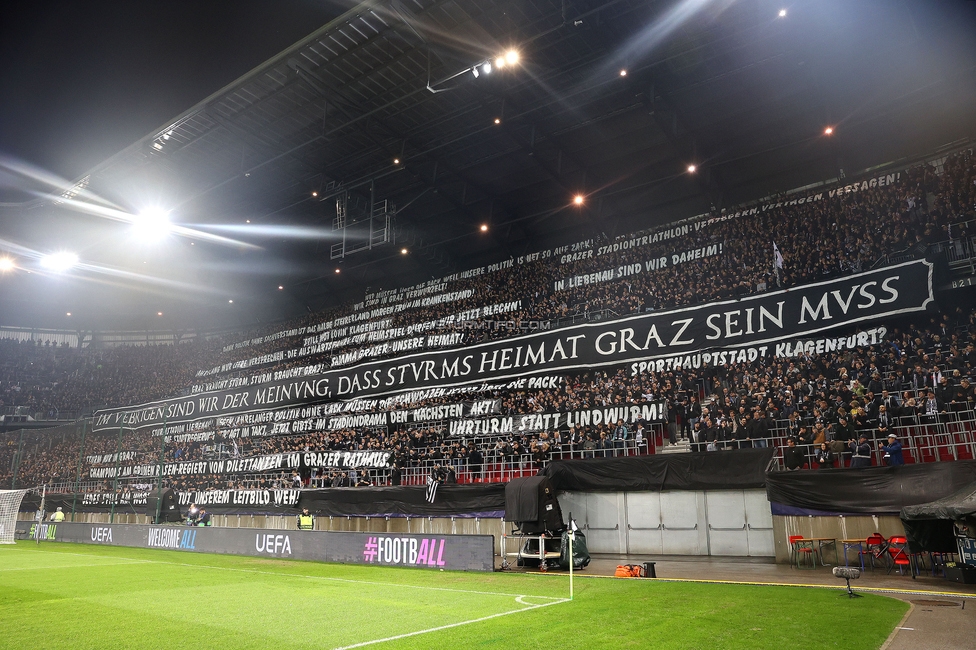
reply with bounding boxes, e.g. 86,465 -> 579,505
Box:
0,1 -> 348,181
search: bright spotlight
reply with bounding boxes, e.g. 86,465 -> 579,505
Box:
0,257 -> 15,272
620,69 -> 627,77
393,158 -> 400,165
482,62 -> 491,75
494,118 -> 501,125
687,164 -> 697,173
505,50 -> 519,65
778,9 -> 787,18
278,285 -> 284,290
311,191 -> 318,197
228,299 -> 234,304
401,248 -> 408,255
495,57 -> 505,69
133,208 -> 172,241
573,194 -> 584,206
335,268 -> 341,274
824,126 -> 834,135
480,224 -> 488,232
157,311 -> 163,316
40,251 -> 79,272
66,312 -> 72,317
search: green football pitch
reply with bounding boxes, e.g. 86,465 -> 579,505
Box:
1,541 -> 907,649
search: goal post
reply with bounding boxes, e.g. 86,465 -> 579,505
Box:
0,489 -> 30,544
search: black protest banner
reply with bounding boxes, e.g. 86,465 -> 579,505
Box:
93,261 -> 933,433
89,450 -> 392,479
447,402 -> 666,436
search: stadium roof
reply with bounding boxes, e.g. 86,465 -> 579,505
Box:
1,0 -> 974,332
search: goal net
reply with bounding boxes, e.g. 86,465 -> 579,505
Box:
0,489 -> 29,544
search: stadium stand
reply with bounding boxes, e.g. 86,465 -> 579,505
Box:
2,148 -> 976,501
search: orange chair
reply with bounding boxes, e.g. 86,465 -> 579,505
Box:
789,535 -> 816,569
886,536 -> 914,576
859,533 -> 889,570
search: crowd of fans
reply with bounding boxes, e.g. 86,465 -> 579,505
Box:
2,149 -> 976,494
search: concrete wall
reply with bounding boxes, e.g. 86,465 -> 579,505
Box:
772,514 -> 907,564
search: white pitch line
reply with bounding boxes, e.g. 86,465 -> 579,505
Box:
0,560 -> 152,572
331,596 -> 570,650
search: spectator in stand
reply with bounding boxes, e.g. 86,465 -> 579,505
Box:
879,434 -> 905,466
849,435 -> 873,469
783,438 -> 805,471
814,443 -> 834,469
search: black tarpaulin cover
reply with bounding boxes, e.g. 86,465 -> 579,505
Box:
504,476 -> 547,522
297,483 -> 506,517
539,448 -> 773,492
900,482 -> 976,553
765,459 -> 976,515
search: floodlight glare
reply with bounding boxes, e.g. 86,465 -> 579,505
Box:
480,224 -> 489,232
401,248 -> 408,255
157,311 -> 163,316
482,62 -> 491,74
133,208 -> 172,241
393,158 -> 400,165
335,268 -> 341,274
40,251 -> 79,272
0,257 -> 15,272
494,118 -> 501,125
778,9 -> 787,18
687,164 -> 697,173
278,285 -> 284,290
620,69 -> 627,77
573,194 -> 584,206
66,312 -> 71,316
505,50 -> 519,65
495,57 -> 505,69
824,126 -> 834,135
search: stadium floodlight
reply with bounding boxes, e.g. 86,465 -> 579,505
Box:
573,194 -> 585,206
505,50 -> 520,65
480,224 -> 489,232
0,257 -> 15,272
687,164 -> 697,173
471,66 -> 480,78
482,62 -> 491,75
778,9 -> 787,18
620,69 -> 627,77
133,208 -> 172,242
40,251 -> 79,272
401,248 -> 408,255
824,126 -> 834,135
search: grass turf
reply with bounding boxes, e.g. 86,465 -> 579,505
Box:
1,541 -> 907,649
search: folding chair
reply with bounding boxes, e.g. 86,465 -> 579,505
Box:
886,536 -> 914,576
789,535 -> 816,569
859,533 -> 889,570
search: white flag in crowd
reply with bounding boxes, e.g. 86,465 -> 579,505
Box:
773,241 -> 784,269
425,475 -> 438,504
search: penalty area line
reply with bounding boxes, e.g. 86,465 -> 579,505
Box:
331,596 -> 570,649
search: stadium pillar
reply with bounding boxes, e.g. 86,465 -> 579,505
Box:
10,429 -> 25,489
109,426 -> 123,523
70,420 -> 87,522
154,415 -> 166,525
